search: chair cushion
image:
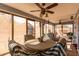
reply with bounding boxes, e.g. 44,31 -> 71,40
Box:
25,39 -> 40,45
24,35 -> 35,41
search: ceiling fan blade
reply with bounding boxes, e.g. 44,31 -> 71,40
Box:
46,3 -> 58,9
35,3 -> 43,9
47,10 -> 54,14
30,10 -> 41,12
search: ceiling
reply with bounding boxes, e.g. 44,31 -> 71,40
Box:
5,3 -> 79,23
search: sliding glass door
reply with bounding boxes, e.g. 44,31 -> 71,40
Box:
44,24 -> 49,34
44,24 -> 54,34
14,16 -> 26,44
63,24 -> 73,34
0,13 -> 11,55
55,25 -> 63,36
48,24 -> 54,33
35,21 -> 40,38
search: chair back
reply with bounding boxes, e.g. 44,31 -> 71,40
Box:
24,35 -> 35,42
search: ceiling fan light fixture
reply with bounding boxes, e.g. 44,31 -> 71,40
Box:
70,16 -> 73,19
42,3 -> 45,6
45,12 -> 48,17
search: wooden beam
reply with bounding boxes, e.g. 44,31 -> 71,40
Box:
34,21 -> 36,37
42,23 -> 44,35
26,18 -> 28,35
61,25 -> 63,34
72,23 -> 74,33
40,22 -> 42,37
54,21 -> 74,25
54,25 -> 55,33
12,15 -> 14,40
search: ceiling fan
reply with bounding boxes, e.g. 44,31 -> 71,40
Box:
30,3 -> 58,17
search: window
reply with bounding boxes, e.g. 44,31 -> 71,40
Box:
63,24 -> 73,33
28,20 -> 35,36
0,13 -> 11,54
44,24 -> 54,34
14,16 -> 26,44
48,24 -> 54,33
55,24 -> 73,37
35,21 -> 40,38
44,24 -> 49,34
55,25 -> 62,36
